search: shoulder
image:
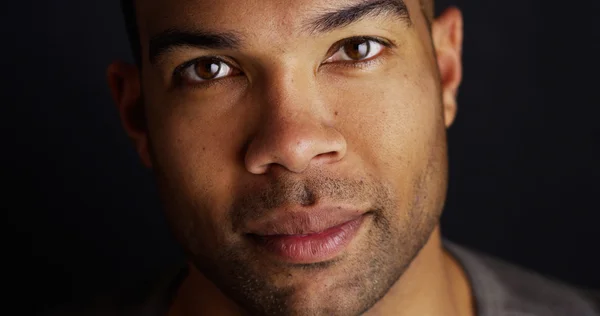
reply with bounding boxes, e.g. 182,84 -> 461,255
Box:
445,240 -> 600,316
587,290 -> 600,311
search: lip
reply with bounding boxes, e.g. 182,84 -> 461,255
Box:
245,209 -> 368,264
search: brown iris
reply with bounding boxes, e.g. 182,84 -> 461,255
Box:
194,58 -> 222,80
343,39 -> 371,60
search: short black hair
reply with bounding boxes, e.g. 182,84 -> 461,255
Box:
119,0 -> 434,65
120,0 -> 141,64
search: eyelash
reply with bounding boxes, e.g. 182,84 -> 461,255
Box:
172,35 -> 393,88
326,36 -> 393,63
173,56 -> 240,89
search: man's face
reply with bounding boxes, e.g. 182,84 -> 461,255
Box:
127,0 -> 458,314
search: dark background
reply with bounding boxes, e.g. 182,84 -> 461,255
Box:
3,0 -> 598,314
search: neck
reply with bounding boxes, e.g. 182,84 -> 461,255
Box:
169,226 -> 474,316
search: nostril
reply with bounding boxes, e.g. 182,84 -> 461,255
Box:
314,150 -> 342,163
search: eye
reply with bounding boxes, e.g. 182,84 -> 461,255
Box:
176,57 -> 240,85
325,37 -> 386,63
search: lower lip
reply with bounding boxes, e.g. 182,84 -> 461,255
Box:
249,216 -> 365,264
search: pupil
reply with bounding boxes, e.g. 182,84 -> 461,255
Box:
196,60 -> 221,79
345,40 -> 370,60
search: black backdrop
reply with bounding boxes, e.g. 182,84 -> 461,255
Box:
3,0 -> 599,314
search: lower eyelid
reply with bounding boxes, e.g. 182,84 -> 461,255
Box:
323,50 -> 388,70
175,73 -> 246,91
344,57 -> 384,69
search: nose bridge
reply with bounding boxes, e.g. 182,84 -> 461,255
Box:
262,62 -> 319,117
259,62 -> 327,137
244,63 -> 347,174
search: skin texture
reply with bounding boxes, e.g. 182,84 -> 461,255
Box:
108,0 -> 467,315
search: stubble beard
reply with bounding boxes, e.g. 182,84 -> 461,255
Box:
161,171 -> 442,316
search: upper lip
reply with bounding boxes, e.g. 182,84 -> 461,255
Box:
244,206 -> 366,236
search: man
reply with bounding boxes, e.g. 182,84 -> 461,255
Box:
101,0 -> 600,315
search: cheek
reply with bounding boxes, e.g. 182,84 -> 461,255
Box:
144,92 -> 252,246
329,58 -> 444,201
144,77 -> 254,196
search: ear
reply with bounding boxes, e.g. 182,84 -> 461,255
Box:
107,62 -> 152,168
432,7 -> 463,128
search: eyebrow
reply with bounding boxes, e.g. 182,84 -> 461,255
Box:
148,0 -> 411,64
149,29 -> 242,64
305,0 -> 412,34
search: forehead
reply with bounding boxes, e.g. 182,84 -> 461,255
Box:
136,0 -> 421,37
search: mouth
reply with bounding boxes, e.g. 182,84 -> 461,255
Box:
246,211 -> 368,264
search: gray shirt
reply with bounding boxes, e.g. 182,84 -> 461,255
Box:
50,241 -> 600,315
444,241 -> 600,316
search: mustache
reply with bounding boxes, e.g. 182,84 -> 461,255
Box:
230,175 -> 388,231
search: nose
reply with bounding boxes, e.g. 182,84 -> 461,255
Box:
244,74 -> 347,174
